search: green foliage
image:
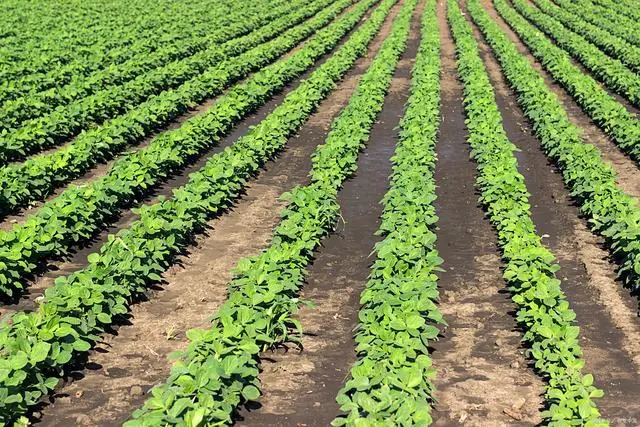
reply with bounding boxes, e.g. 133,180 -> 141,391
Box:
532,0 -> 640,73
128,1 -> 413,424
471,0 -> 640,315
0,0 -> 311,132
0,0 -> 375,299
552,0 -> 640,49
0,0 -> 331,163
449,1 -> 605,424
0,0 -> 353,217
510,0 -> 640,108
590,0 -> 640,23
0,0 -> 399,422
333,1 -> 442,425
0,0 -> 282,103
491,0 -> 640,163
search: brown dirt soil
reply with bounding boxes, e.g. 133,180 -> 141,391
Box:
30,3 -> 393,425
476,0 -> 640,202
237,1 -> 419,425
463,1 -> 640,419
429,1 -> 545,425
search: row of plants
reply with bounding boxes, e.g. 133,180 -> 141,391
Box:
0,0 -> 332,162
532,0 -> 640,74
0,0 -> 299,128
0,4 -> 274,114
472,0 -> 640,339
0,0 -> 230,100
0,0 -> 119,42
0,0 -> 376,296
0,0 -> 217,41
0,0 -> 223,53
591,0 -> 640,23
490,0 -> 640,163
549,0 -> 640,50
0,0 -> 402,423
451,1 -> 605,423
0,0 -> 250,87
333,1 -> 442,424
127,2 -> 415,424
509,0 -> 640,109
0,0 -> 355,218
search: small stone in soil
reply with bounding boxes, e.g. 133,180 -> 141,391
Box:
503,407 -> 523,421
57,396 -> 72,405
76,414 -> 93,425
130,385 -> 144,396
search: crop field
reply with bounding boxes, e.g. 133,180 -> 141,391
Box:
1,0 -> 640,425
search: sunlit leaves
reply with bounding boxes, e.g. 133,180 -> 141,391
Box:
0,1 -> 382,422
493,0 -> 640,163
334,2 -> 441,424
0,0 -> 363,300
452,1 -> 605,423
130,0 -> 411,423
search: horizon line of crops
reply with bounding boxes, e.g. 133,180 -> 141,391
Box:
548,0 -> 640,48
0,0 -> 296,130
0,0 -> 404,423
0,0 -> 355,220
0,0 -> 378,299
0,0 -> 257,100
0,0 -> 297,132
471,0 -> 640,317
450,1 -> 604,423
333,1 -> 442,424
127,2 -> 415,424
508,0 -> 640,109
0,0 -> 335,163
0,0 -> 230,54
0,0 -> 224,43
590,0 -> 640,23
489,0 -> 640,163
583,0 -> 640,39
532,0 -> 640,74
0,0 -> 254,88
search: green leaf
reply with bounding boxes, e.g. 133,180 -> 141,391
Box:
405,315 -> 425,329
97,312 -> 112,324
30,342 -> 51,363
72,339 -> 92,352
11,351 -> 29,370
242,385 -> 260,401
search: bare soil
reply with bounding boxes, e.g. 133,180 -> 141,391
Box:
465,0 -> 640,420
238,2 -> 419,425
429,2 -> 545,425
